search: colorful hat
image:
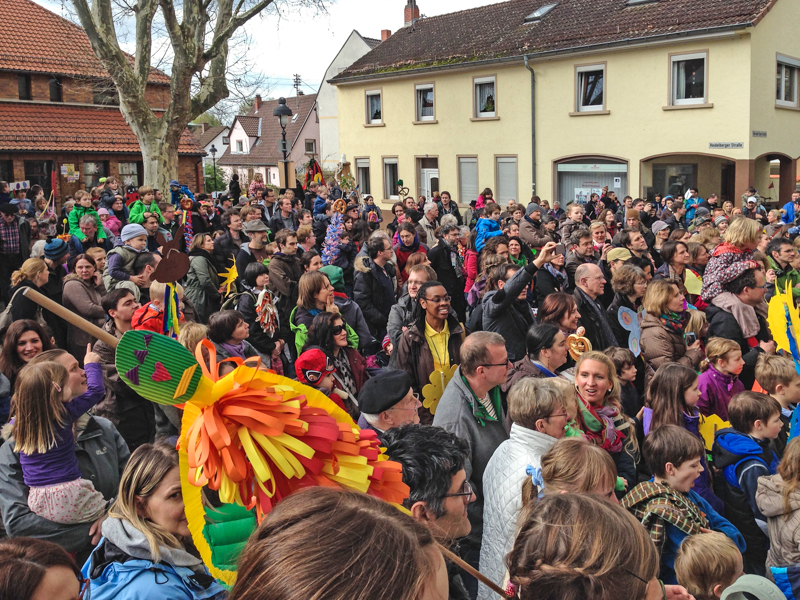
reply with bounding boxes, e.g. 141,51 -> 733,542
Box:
295,347 -> 335,386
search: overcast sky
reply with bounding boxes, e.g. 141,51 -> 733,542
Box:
33,0 -> 505,99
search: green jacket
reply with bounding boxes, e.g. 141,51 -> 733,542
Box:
289,306 -> 359,356
768,256 -> 800,299
68,205 -> 106,240
128,200 -> 163,224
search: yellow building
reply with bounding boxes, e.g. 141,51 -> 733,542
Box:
331,0 -> 800,211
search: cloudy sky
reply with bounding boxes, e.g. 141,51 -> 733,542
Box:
33,0 -> 506,99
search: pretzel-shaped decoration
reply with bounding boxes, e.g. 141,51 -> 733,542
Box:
567,326 -> 592,361
331,198 -> 348,214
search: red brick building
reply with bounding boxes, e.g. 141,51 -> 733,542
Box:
0,0 -> 204,204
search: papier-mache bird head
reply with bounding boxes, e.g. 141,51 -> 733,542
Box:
115,330 -> 410,585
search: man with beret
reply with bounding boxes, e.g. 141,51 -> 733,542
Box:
0,203 -> 31,303
357,370 -> 421,440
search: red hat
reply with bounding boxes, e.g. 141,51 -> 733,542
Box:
294,347 -> 335,386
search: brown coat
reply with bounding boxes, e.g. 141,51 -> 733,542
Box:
639,313 -> 703,385
61,275 -> 105,358
756,474 -> 800,573
501,356 -> 548,394
395,315 -> 464,425
519,217 -> 553,249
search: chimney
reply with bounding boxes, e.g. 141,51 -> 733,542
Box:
200,122 -> 208,133
403,0 -> 419,27
254,94 -> 262,111
381,29 -> 391,41
298,91 -> 304,96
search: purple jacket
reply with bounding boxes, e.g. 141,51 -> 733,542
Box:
19,363 -> 105,487
696,365 -> 744,421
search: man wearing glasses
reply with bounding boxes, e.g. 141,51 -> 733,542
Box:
433,331 -> 511,598
383,424 -> 474,600
357,371 -> 421,441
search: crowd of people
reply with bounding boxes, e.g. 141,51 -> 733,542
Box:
1,174 -> 800,600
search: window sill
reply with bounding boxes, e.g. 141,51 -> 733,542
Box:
412,119 -> 438,125
470,116 -> 500,121
662,103 -> 713,111
569,110 -> 610,116
775,103 -> 800,111
363,123 -> 386,127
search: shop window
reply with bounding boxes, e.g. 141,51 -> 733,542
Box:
84,161 -> 109,191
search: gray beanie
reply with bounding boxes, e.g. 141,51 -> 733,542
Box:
651,220 -> 669,235
121,223 -> 148,242
526,203 -> 542,216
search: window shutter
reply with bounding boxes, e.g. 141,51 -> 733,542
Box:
459,158 -> 478,204
496,157 -> 517,204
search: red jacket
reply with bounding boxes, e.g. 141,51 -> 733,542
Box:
131,302 -> 185,334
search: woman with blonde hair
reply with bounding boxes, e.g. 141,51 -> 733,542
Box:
82,443 -> 227,599
230,487 -> 445,600
702,214 -> 760,303
640,279 -> 704,383
506,493 -> 660,600
7,258 -> 49,324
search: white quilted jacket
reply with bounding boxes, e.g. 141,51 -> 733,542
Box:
477,424 -> 558,600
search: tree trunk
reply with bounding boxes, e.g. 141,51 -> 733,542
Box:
135,125 -> 182,192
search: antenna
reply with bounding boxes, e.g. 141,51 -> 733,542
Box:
293,74 -> 301,108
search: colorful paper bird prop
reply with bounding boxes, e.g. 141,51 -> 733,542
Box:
115,331 -> 409,585
218,257 -> 239,296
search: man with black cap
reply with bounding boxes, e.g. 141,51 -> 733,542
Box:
357,370 -> 421,440
518,202 -> 552,250
0,203 -> 31,302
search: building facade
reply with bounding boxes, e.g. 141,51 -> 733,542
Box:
332,0 -> 800,210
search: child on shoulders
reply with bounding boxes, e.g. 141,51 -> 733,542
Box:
623,424 -> 746,584
103,223 -> 149,291
68,190 -> 105,243
755,354 -> 800,458
128,185 -> 163,225
474,202 -> 503,253
697,337 -> 745,421
132,281 -> 186,334
713,391 -> 782,576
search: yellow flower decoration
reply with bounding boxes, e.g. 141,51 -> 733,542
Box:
422,363 -> 458,416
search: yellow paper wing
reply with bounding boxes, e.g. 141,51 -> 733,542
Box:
684,270 -> 703,296
769,289 -> 791,354
422,363 -> 458,416
698,414 -> 731,452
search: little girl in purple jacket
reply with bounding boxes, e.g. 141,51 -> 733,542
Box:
697,338 -> 745,421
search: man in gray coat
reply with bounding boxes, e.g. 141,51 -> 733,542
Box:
432,331 -> 510,598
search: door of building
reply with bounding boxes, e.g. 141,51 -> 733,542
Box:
420,169 -> 439,203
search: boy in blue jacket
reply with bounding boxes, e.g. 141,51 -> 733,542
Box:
474,202 -> 503,252
713,391 -> 782,576
623,424 -> 746,585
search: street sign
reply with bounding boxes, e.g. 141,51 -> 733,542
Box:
277,140 -> 288,154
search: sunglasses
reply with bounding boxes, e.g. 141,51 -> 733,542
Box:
332,324 -> 347,335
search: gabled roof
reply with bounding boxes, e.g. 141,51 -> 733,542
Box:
195,125 -> 229,149
363,36 -> 382,49
0,0 -> 170,84
332,0 -> 776,82
0,103 -> 203,154
218,94 -> 317,167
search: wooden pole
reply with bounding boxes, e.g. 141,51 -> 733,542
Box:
436,542 -> 510,598
22,287 -> 118,348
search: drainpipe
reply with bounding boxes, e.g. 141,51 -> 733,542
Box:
523,55 -> 536,196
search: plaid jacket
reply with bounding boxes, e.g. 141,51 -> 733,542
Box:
622,481 -> 710,553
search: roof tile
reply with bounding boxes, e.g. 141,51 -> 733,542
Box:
334,0 -> 775,80
195,125 -> 229,149
0,103 -> 203,155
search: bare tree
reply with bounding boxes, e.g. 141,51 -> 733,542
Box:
70,0 -> 322,191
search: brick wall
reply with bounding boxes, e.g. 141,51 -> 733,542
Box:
30,75 -> 50,101
0,72 -> 16,99
144,85 -> 170,111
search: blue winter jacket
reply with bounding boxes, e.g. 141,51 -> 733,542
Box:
662,489 -> 745,584
313,195 -> 327,215
82,539 -> 227,600
474,217 -> 503,253
783,201 -> 797,225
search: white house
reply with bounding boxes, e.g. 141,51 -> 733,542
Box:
195,124 -> 230,171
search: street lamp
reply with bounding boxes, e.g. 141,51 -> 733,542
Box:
209,144 -> 218,196
273,97 -> 293,190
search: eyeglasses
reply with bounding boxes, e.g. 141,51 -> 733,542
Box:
624,570 -> 666,600
332,324 -> 347,335
79,577 -> 91,600
479,359 -> 511,368
423,295 -> 451,304
545,412 -> 569,420
388,393 -> 420,411
444,480 -> 473,499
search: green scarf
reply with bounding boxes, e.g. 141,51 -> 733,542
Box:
461,376 -> 503,427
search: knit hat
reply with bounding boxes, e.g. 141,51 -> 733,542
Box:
169,180 -> 180,187
526,203 -> 542,216
625,209 -> 640,220
120,223 -> 147,242
97,207 -> 110,216
44,237 -> 68,261
651,220 -> 669,235
319,265 -> 345,293
358,371 -> 414,414
382,335 -> 392,350
606,247 -> 633,263
695,207 -> 710,218
714,216 -> 729,227
294,347 -> 335,387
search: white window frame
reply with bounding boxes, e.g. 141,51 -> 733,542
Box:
235,140 -> 244,153
670,51 -> 708,106
383,157 -> 399,200
366,90 -> 382,124
474,76 -> 496,118
777,54 -> 800,108
415,84 -> 435,122
576,64 -> 605,112
356,158 -> 371,196
304,139 -> 316,154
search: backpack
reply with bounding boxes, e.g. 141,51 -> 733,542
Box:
221,290 -> 255,311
